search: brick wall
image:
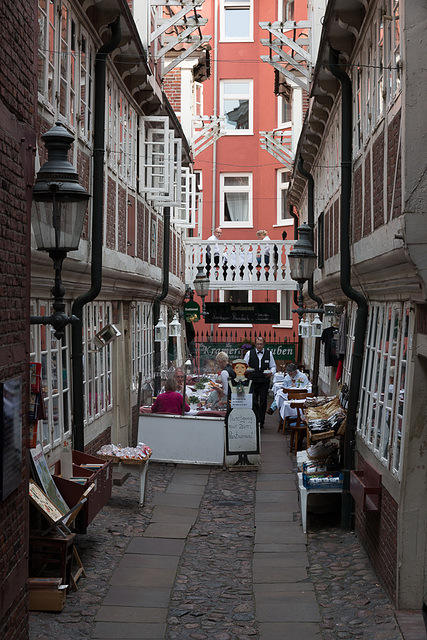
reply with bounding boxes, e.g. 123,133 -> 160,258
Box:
372,131 -> 384,230
163,68 -> 182,114
353,165 -> 363,242
117,184 -> 127,254
85,427 -> 112,456
363,150 -> 372,236
0,0 -> 36,636
387,111 -> 402,220
355,455 -> 398,602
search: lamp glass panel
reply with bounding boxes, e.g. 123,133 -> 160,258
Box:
311,315 -> 323,338
288,254 -> 317,282
32,197 -> 87,251
169,316 -> 181,338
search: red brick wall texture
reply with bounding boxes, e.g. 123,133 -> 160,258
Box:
0,0 -> 36,637
355,455 -> 398,602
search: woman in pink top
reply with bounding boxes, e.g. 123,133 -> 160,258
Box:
151,378 -> 190,415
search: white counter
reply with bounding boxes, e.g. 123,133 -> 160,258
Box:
138,413 -> 225,465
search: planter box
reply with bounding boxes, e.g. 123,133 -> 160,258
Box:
53,450 -> 113,527
350,462 -> 382,512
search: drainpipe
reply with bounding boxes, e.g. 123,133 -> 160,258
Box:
71,18 -> 122,453
328,46 -> 368,529
297,157 -> 323,395
153,206 -> 171,396
289,204 -> 301,356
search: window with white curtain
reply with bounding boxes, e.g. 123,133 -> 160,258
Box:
220,80 -> 253,134
220,173 -> 252,227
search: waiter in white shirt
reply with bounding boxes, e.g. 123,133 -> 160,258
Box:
206,227 -> 222,268
244,336 -> 276,428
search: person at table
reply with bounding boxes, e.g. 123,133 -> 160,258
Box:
283,362 -> 310,389
174,367 -> 190,403
244,336 -> 276,428
151,378 -> 190,415
206,352 -> 236,408
267,363 -> 310,414
216,352 -> 236,394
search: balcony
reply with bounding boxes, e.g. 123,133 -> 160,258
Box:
185,239 -> 297,291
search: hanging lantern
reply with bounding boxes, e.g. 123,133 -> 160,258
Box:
298,318 -> 311,339
168,314 -> 181,338
311,314 -> 323,338
154,316 -> 167,342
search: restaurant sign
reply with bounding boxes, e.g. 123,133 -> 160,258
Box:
184,301 -> 200,323
197,341 -> 295,374
204,302 -> 280,324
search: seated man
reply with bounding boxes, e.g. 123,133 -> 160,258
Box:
267,363 -> 310,414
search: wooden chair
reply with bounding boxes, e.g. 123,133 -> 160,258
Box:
277,390 -> 312,435
288,402 -> 310,453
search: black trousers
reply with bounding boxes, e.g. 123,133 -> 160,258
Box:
251,380 -> 270,426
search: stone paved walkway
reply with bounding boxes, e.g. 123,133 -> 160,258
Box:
29,417 -> 420,640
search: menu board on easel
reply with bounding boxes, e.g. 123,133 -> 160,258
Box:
225,407 -> 259,455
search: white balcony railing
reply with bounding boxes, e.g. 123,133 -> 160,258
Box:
185,239 -> 297,291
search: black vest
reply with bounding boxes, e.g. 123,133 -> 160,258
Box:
248,348 -> 271,383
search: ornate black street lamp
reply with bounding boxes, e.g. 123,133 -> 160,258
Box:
288,223 -> 324,334
30,123 -> 90,340
193,264 -> 210,317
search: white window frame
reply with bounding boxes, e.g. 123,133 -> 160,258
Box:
140,116 -> 171,196
357,302 -> 411,479
79,29 -> 93,143
132,303 -> 154,390
172,167 -> 197,228
220,172 -> 253,228
107,80 -> 118,173
30,300 -> 72,453
277,94 -> 292,128
58,4 -> 76,128
220,0 -> 253,42
220,79 -> 253,135
277,168 -> 292,225
83,302 -> 114,425
272,290 -> 293,328
37,0 -> 95,133
193,81 -> 203,117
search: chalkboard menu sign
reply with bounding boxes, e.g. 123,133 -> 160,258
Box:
0,377 -> 22,500
226,407 -> 259,455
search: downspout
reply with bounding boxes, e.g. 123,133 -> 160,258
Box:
289,203 -> 299,308
153,206 -> 171,396
328,46 -> 368,529
289,204 -> 301,356
71,18 -> 122,453
297,157 -> 323,395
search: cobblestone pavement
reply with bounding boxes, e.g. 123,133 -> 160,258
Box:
306,511 -> 403,640
29,461 -> 404,640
